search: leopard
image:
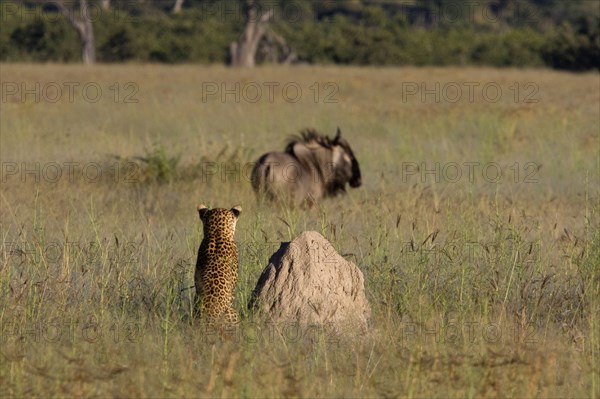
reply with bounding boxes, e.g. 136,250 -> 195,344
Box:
194,204 -> 241,326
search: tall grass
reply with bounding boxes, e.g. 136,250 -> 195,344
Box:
1,64 -> 598,397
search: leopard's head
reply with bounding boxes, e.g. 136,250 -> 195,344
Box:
197,204 -> 242,240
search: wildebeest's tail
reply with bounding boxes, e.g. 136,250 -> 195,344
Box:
251,153 -> 271,194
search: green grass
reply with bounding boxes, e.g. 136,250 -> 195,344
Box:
1,64 -> 599,397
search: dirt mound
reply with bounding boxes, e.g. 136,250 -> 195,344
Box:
249,231 -> 371,333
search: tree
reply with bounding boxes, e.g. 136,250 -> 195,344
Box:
259,30 -> 297,64
229,0 -> 274,67
172,0 -> 184,14
230,0 -> 297,67
47,0 -> 95,64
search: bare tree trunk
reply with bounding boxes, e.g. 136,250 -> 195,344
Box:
49,0 -> 96,64
172,0 -> 184,13
230,0 -> 273,67
260,30 -> 297,64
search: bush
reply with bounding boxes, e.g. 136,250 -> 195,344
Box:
99,26 -> 139,62
0,3 -> 597,70
7,18 -> 79,62
143,144 -> 180,184
542,18 -> 600,71
471,29 -> 545,67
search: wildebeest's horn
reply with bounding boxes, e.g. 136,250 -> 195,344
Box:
335,127 -> 341,142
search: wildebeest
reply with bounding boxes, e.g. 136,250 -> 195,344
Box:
251,127 -> 361,206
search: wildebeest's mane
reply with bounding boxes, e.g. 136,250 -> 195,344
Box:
284,128 -> 333,153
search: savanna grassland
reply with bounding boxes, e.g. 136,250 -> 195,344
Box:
0,64 -> 598,398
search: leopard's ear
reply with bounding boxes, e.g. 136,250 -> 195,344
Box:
230,205 -> 242,218
197,204 -> 209,220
